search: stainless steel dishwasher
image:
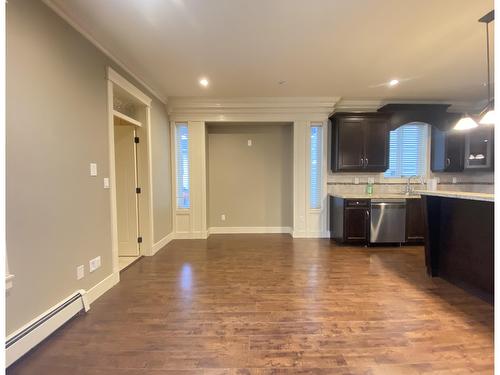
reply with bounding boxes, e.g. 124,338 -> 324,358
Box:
370,199 -> 406,243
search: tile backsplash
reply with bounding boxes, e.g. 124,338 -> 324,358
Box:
327,170 -> 494,195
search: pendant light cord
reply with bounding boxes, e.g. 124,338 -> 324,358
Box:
486,21 -> 491,106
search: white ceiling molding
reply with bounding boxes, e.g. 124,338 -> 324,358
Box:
167,97 -> 340,122
333,99 -> 484,115
42,0 -> 167,104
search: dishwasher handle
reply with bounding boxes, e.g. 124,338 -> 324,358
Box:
371,202 -> 406,209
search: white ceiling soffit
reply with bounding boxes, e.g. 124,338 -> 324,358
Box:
46,0 -> 493,106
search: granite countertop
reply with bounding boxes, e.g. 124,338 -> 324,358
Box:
414,190 -> 494,202
331,193 -> 421,200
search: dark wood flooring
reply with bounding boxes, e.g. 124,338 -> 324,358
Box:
7,235 -> 494,374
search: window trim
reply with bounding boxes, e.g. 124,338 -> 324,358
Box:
309,122 -> 324,211
174,122 -> 191,211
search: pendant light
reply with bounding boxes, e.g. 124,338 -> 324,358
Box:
454,115 -> 478,130
454,10 -> 494,130
479,11 -> 495,125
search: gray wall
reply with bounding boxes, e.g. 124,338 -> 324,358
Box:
6,0 -> 171,335
207,123 -> 293,228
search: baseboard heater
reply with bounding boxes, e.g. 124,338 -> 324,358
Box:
6,290 -> 89,367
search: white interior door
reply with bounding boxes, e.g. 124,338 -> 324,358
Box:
114,124 -> 140,256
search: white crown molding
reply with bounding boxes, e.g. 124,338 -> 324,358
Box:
42,0 -> 167,104
167,97 -> 339,121
333,99 -> 484,115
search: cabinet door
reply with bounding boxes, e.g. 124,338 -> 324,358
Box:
335,118 -> 365,171
344,207 -> 369,242
431,128 -> 465,172
431,127 -> 446,172
445,132 -> 465,172
363,118 -> 389,171
406,199 -> 424,243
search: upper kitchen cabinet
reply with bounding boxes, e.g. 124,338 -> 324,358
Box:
330,113 -> 390,172
430,127 -> 465,172
464,127 -> 494,170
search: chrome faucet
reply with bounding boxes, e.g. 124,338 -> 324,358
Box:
404,175 -> 424,195
404,176 -> 415,195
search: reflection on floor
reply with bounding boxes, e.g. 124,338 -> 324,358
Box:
7,235 -> 494,374
118,256 -> 139,271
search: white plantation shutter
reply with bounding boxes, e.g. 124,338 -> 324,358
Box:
176,123 -> 190,209
384,123 -> 428,178
310,125 -> 322,209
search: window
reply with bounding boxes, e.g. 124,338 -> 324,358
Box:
384,123 -> 428,178
310,125 -> 322,209
175,123 -> 190,209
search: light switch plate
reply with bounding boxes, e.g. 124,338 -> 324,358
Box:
103,178 -> 110,189
76,265 -> 84,280
90,163 -> 97,176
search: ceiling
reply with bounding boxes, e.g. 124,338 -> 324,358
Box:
49,0 -> 494,104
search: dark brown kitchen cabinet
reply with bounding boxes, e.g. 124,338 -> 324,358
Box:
330,113 -> 390,172
330,197 -> 369,244
431,127 -> 465,172
406,198 -> 424,243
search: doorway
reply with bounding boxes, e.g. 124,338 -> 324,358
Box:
107,67 -> 154,274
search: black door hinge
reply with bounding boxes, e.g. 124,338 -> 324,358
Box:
137,237 -> 143,243
136,187 -> 141,194
134,137 -> 140,143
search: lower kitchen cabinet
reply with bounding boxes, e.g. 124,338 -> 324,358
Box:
330,197 -> 370,244
406,198 -> 425,243
330,196 -> 425,245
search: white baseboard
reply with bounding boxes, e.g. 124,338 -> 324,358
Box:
292,230 -> 330,238
6,290 -> 87,367
208,226 -> 293,235
86,272 -> 120,305
6,273 -> 119,367
151,232 -> 175,255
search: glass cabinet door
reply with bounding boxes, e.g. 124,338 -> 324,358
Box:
464,127 -> 494,170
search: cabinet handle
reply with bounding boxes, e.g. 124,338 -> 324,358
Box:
446,158 -> 451,167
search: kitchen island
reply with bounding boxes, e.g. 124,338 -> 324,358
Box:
417,190 -> 494,302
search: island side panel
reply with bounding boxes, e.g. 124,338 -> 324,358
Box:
437,197 -> 494,299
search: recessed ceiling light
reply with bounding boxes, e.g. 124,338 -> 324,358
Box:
199,78 -> 209,87
388,79 -> 399,87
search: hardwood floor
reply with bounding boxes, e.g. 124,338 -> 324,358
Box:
7,235 -> 493,374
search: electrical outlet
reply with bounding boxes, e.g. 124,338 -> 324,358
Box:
89,256 -> 101,273
221,214 -> 226,221
76,265 -> 84,280
90,163 -> 97,176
